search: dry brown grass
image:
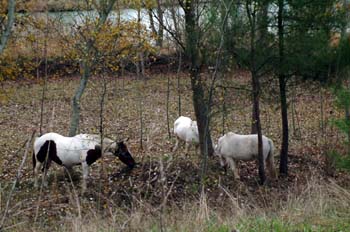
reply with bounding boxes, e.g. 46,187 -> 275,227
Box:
0,72 -> 349,231
5,176 -> 348,231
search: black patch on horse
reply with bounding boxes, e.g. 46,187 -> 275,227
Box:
32,151 -> 36,173
36,140 -> 62,171
115,142 -> 135,169
86,145 -> 102,166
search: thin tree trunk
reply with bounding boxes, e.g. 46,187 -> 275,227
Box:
184,0 -> 211,184
279,75 -> 289,175
40,6 -> 49,136
156,0 -> 164,47
251,99 -> 258,134
136,7 -> 145,79
247,1 -> 265,184
253,73 -> 265,185
345,102 -> 350,153
68,0 -> 117,136
122,64 -> 125,90
222,86 -> 227,135
147,0 -> 163,48
166,74 -> 171,139
159,158 -> 165,232
320,87 -> 324,135
278,0 -> 289,176
36,38 -> 43,134
140,52 -> 145,78
251,0 -> 268,135
148,8 -> 157,37
177,50 -> 182,116
190,73 -> 210,182
97,73 -> 107,210
291,86 -> 296,136
0,0 -> 16,54
69,60 -> 90,136
206,129 -> 214,156
258,0 -> 269,45
99,77 -> 107,144
201,0 -> 232,158
169,1 -> 179,38
135,61 -> 141,79
116,0 -> 121,24
139,82 -> 144,150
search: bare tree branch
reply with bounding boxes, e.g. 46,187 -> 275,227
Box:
0,131 -> 36,230
0,0 -> 16,54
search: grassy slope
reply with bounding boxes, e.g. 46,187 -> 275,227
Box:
0,72 -> 349,231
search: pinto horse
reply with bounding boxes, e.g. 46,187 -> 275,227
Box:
33,132 -> 135,190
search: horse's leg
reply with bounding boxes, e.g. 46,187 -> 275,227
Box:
266,153 -> 276,179
226,157 -> 239,180
41,156 -> 52,187
218,154 -> 227,173
65,166 -> 75,180
42,165 -> 49,187
173,136 -> 180,152
218,154 -> 225,167
266,140 -> 277,179
185,142 -> 190,155
66,166 -> 74,174
195,144 -> 200,154
34,161 -> 42,188
81,162 -> 89,192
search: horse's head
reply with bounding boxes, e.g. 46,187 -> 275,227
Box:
213,143 -> 227,173
114,140 -> 135,169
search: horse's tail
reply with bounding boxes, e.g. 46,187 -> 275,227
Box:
32,151 -> 36,174
267,139 -> 277,179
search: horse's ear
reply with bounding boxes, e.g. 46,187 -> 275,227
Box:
117,138 -> 129,143
95,145 -> 102,152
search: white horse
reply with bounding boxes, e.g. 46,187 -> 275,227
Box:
214,132 -> 276,180
172,116 -> 199,154
33,132 -> 135,190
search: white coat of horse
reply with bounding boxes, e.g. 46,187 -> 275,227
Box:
215,132 -> 276,179
33,132 -> 135,190
173,116 -> 199,154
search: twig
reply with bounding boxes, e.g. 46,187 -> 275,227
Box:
64,168 -> 82,221
48,104 -> 56,132
39,5 -> 49,136
161,171 -> 180,208
34,138 -> 52,224
0,131 -> 36,230
98,71 -> 107,212
1,221 -> 26,231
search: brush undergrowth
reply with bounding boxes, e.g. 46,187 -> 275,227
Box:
1,75 -> 349,231
2,177 -> 348,232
